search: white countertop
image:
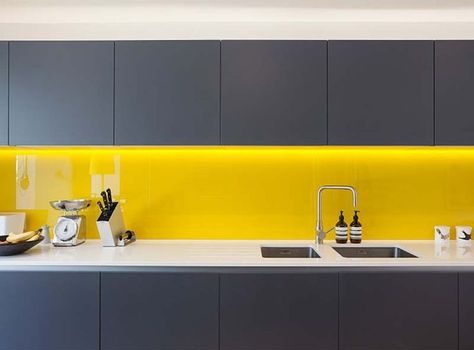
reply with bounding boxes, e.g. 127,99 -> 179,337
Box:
0,239 -> 474,269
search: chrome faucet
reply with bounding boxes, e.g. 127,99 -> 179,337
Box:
316,185 -> 358,245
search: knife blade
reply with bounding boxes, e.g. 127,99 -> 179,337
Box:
100,191 -> 109,209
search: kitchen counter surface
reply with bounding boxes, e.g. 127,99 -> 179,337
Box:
1,239 -> 474,270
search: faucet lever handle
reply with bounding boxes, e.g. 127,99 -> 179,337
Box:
317,226 -> 335,243
326,226 -> 335,234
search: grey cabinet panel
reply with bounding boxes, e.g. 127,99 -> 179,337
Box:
0,42 -> 6,145
0,272 -> 99,350
220,273 -> 338,350
115,41 -> 220,145
339,272 -> 458,350
436,41 -> 474,145
101,272 -> 219,350
328,40 -> 434,145
221,41 -> 327,145
9,41 -> 113,145
460,273 -> 474,350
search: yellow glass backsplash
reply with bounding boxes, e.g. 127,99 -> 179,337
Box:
0,147 -> 473,240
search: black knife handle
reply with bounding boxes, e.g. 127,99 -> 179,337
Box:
97,201 -> 104,212
106,188 -> 113,206
100,191 -> 108,209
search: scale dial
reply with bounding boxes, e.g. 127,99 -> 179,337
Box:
54,218 -> 78,241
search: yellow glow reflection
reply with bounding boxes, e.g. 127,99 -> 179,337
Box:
0,146 -> 472,240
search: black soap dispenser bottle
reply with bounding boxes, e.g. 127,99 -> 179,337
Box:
350,210 -> 362,244
335,210 -> 348,244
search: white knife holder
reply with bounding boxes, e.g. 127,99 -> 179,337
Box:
96,202 -> 126,247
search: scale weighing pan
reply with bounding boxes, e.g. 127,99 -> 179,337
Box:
49,199 -> 91,212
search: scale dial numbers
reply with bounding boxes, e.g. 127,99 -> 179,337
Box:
54,218 -> 78,241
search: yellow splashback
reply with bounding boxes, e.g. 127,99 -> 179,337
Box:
0,146 -> 473,240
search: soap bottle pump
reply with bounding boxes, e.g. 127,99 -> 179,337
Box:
335,210 -> 348,244
350,210 -> 362,244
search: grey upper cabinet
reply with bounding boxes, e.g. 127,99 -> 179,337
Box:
115,41 -> 220,145
220,273 -> 338,350
9,41 -> 114,145
328,41 -> 434,145
339,272 -> 458,350
436,41 -> 474,145
0,272 -> 99,350
101,272 -> 219,350
0,42 -> 7,145
460,273 -> 474,350
221,41 -> 327,145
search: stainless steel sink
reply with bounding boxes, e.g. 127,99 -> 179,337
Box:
261,247 -> 320,258
333,246 -> 417,258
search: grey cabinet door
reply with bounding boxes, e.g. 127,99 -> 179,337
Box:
339,272 -> 458,350
460,273 -> 474,350
115,41 -> 220,145
436,41 -> 474,145
328,41 -> 434,145
9,41 -> 114,145
0,272 -> 99,350
0,42 -> 7,145
220,273 -> 338,350
101,272 -> 219,350
221,41 -> 327,145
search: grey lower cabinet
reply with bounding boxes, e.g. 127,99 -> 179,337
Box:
114,41 -> 220,145
9,41 -> 114,145
0,42 -> 7,145
0,270 -> 468,350
220,273 -> 338,350
100,272 -> 219,350
221,41 -> 327,145
435,41 -> 474,145
459,273 -> 474,350
328,41 -> 434,145
0,272 -> 99,350
339,272 -> 458,350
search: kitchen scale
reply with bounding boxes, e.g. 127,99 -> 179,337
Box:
49,199 -> 91,247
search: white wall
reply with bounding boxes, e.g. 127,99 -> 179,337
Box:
1,0 -> 474,39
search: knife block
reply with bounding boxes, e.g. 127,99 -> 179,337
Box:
96,202 -> 126,247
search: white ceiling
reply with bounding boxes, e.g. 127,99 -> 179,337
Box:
0,0 -> 474,39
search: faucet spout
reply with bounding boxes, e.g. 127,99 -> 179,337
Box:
316,185 -> 358,245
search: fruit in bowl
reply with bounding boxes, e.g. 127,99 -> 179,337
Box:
4,230 -> 41,244
0,229 -> 44,256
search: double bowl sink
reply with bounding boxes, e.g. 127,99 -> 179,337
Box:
261,246 -> 417,259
